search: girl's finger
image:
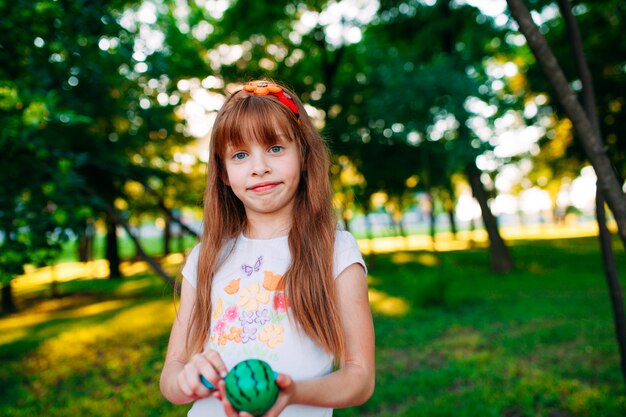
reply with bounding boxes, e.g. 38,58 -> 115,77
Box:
183,360 -> 211,397
203,349 -> 229,378
177,373 -> 194,398
218,380 -> 239,417
195,354 -> 221,390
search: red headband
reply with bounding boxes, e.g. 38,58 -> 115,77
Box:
242,81 -> 300,121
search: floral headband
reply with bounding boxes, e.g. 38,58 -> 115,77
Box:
242,80 -> 300,121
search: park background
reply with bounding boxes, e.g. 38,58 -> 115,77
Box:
2,0 -> 626,416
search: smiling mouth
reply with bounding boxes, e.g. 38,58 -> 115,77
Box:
249,182 -> 280,192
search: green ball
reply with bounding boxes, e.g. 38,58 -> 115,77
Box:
224,359 -> 279,417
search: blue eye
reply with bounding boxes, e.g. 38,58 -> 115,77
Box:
269,146 -> 282,153
233,152 -> 247,160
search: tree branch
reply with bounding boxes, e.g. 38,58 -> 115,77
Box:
81,185 -> 177,287
506,0 -> 626,251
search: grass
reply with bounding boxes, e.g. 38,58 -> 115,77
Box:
1,234 -> 626,416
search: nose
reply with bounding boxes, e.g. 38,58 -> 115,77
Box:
251,153 -> 271,176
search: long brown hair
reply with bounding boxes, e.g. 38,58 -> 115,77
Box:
187,81 -> 344,360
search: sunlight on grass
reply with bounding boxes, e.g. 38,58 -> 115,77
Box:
368,288 -> 410,316
0,300 -> 132,344
0,299 -> 130,330
434,326 -> 490,362
391,252 -> 440,266
17,261 -> 111,290
357,221 -> 605,254
22,300 -> 175,379
114,276 -> 160,294
14,253 -> 186,296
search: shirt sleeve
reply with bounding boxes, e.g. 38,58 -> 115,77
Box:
333,231 -> 367,279
182,243 -> 201,288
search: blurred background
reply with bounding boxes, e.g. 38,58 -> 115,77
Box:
1,0 -> 626,416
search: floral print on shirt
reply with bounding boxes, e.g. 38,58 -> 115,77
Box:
208,262 -> 289,360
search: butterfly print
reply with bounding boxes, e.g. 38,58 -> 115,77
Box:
241,256 -> 263,276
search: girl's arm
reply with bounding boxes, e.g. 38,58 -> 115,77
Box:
265,262 -> 375,415
160,279 -> 228,404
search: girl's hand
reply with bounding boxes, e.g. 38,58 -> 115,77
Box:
177,349 -> 228,400
259,373 -> 295,417
218,373 -> 295,417
217,380 -> 254,417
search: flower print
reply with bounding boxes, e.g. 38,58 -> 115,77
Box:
218,333 -> 229,346
273,292 -> 290,313
238,283 -> 271,311
212,298 -> 224,320
258,324 -> 285,349
224,279 -> 240,295
263,271 -> 283,291
213,320 -> 226,335
256,308 -> 270,325
226,326 -> 243,343
224,306 -> 239,322
241,324 -> 257,344
239,310 -> 256,325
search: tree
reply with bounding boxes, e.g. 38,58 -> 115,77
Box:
506,0 -> 626,388
0,0 -> 194,309
331,0 -> 514,271
506,0 -> 626,249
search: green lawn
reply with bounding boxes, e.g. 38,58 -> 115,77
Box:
1,236 -> 625,416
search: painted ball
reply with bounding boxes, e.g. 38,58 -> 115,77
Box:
224,359 -> 279,416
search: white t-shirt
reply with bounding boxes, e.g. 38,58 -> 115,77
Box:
182,230 -> 366,417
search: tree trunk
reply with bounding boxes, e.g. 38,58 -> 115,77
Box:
466,163 -> 514,273
77,234 -> 89,262
105,214 -> 121,278
596,189 -> 626,385
446,206 -> 457,239
2,282 -> 16,313
397,215 -> 406,237
427,190 -> 436,250
507,0 -> 626,252
77,219 -> 95,262
556,0 -> 626,388
341,202 -> 352,233
116,215 -> 177,288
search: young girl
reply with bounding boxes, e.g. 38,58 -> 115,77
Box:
160,80 -> 375,417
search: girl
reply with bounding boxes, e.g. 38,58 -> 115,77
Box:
160,80 -> 375,417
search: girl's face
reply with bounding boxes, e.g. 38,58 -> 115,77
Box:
223,134 -> 301,221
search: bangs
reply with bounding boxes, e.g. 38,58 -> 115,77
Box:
213,94 -> 299,158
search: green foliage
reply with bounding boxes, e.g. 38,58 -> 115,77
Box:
1,236 -> 625,416
0,0 -> 195,292
505,0 -> 626,187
